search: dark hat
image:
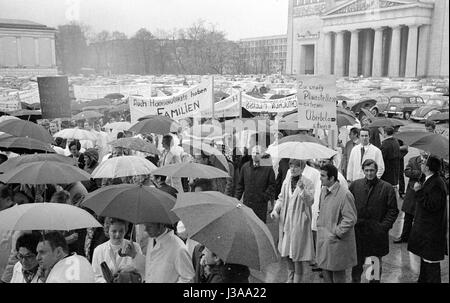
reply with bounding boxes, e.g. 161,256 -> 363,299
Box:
84,148 -> 99,163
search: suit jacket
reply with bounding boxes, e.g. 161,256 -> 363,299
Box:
380,137 -> 401,186
341,140 -> 358,179
408,174 -> 448,261
402,156 -> 423,215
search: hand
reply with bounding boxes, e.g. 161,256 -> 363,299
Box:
270,210 -> 279,220
413,182 -> 422,192
297,178 -> 305,191
118,242 -> 137,259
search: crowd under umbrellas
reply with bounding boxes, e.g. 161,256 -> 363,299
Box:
0,104 -> 448,284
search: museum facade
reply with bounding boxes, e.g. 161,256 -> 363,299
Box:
286,0 -> 449,78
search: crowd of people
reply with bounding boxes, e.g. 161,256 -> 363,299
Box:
0,112 -> 448,283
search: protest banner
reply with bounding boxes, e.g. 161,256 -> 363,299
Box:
297,75 -> 337,131
129,79 -> 213,123
0,93 -> 21,112
241,94 -> 298,113
201,93 -> 241,118
37,76 -> 71,119
17,89 -> 40,104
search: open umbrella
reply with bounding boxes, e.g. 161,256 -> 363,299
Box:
91,156 -> 157,179
0,119 -> 53,143
0,203 -> 101,231
181,140 -> 230,173
53,128 -> 98,141
108,103 -> 129,113
72,110 -> 103,121
266,141 -> 337,160
0,160 -> 91,184
104,93 -> 125,100
394,131 -> 449,159
82,184 -> 178,224
109,137 -> 160,155
103,122 -> 132,132
173,191 -> 278,270
152,162 -> 229,179
129,116 -> 180,135
337,114 -> 357,128
185,124 -> 226,142
273,121 -> 299,131
368,118 -> 405,128
278,134 -> 327,146
0,153 -> 74,173
0,135 -> 55,154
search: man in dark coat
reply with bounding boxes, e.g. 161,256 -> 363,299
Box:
153,175 -> 178,198
380,127 -> 401,186
408,155 -> 448,283
275,158 -> 290,198
394,154 -> 423,243
349,159 -> 399,283
235,145 -> 275,223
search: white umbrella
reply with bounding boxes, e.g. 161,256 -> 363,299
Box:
266,142 -> 337,160
103,122 -> 132,132
54,128 -> 98,141
0,203 -> 102,231
91,156 -> 157,179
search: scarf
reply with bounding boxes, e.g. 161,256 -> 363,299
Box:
22,265 -> 39,283
291,175 -> 300,194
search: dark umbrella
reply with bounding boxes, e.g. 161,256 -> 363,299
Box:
0,153 -> 74,173
104,93 -> 124,100
72,110 -> 103,121
109,137 -> 160,155
0,119 -> 53,143
130,116 -> 180,135
350,99 -> 377,114
108,103 -> 129,113
368,118 -> 405,128
9,109 -> 42,122
394,131 -> 449,159
337,114 -> 357,127
0,136 -> 55,154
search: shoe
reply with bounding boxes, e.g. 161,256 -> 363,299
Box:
393,238 -> 407,244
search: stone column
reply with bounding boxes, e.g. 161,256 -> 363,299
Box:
16,36 -> 22,66
363,30 -> 373,77
388,25 -> 402,77
322,31 -> 333,75
334,31 -> 345,77
349,29 -> 360,77
0,38 -> 3,66
405,24 -> 419,78
50,38 -> 56,67
417,25 -> 429,77
34,38 -> 40,66
372,27 -> 384,77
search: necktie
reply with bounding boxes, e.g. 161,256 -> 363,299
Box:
361,146 -> 365,164
153,239 -> 157,247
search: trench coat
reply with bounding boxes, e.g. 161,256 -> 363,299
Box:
273,174 -> 315,262
315,182 -> 357,271
380,137 -> 401,186
408,174 -> 448,261
402,156 -> 423,215
349,178 -> 399,258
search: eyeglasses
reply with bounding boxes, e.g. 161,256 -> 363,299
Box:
17,253 -> 36,261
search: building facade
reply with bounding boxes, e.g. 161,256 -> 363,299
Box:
0,19 -> 57,76
239,35 -> 288,74
286,0 -> 449,78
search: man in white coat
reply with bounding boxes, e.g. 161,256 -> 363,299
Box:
346,127 -> 385,183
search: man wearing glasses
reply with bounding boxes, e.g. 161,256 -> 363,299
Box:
10,232 -> 42,283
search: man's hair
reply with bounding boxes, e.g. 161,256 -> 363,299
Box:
68,140 -> 81,151
16,231 -> 42,255
104,217 -> 129,233
425,120 -> 436,130
360,127 -> 371,136
425,155 -> 441,174
0,184 -> 12,200
320,164 -> 338,181
191,178 -> 213,192
41,231 -> 69,254
50,190 -> 71,204
117,132 -> 125,139
362,159 -> 378,170
350,127 -> 360,137
162,135 -> 173,147
153,174 -> 167,182
289,159 -> 307,169
384,126 -> 394,136
0,154 -> 8,163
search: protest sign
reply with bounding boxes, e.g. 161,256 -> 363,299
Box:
241,94 -> 298,113
0,93 -> 21,112
129,79 -> 213,123
297,75 -> 337,131
37,76 -> 71,119
201,93 -> 241,118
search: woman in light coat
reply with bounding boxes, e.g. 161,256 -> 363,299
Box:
270,159 -> 315,283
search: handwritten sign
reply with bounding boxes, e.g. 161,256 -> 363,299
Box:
242,94 -> 298,113
297,75 -> 337,130
0,93 -> 21,112
38,76 -> 71,119
202,93 -> 241,118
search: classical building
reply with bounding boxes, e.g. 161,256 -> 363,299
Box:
0,19 -> 57,76
286,0 -> 449,78
239,35 -> 288,74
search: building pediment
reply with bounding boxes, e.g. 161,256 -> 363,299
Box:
324,0 -> 415,16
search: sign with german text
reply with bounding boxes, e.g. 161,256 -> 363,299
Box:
37,76 -> 71,119
0,93 -> 21,112
242,94 -> 298,113
297,75 -> 337,131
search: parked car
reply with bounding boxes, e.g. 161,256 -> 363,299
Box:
384,95 -> 425,120
411,97 -> 449,122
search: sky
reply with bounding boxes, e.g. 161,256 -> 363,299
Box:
0,0 -> 289,40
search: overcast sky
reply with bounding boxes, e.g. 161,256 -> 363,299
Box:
0,0 -> 288,40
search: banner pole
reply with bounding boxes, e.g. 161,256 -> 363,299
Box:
211,76 -> 215,120
239,90 -> 243,119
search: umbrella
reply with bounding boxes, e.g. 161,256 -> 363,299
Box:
10,109 -> 42,119
129,116 -> 180,135
91,156 -> 157,179
350,99 -> 377,113
82,184 -> 178,224
104,93 -> 124,100
0,119 -> 53,143
269,94 -> 286,100
337,114 -> 357,127
0,203 -> 101,231
109,137 -> 160,155
185,124 -> 226,141
0,160 -> 91,184
103,122 -> 132,132
72,111 -> 103,121
278,134 -> 327,146
273,121 -> 299,131
394,131 -> 449,159
173,191 -> 278,270
151,162 -> 230,179
0,153 -> 74,173
337,107 -> 356,118
53,128 -> 98,141
0,135 -> 55,154
0,115 -> 19,123
368,118 -> 405,128
429,112 -> 449,122
108,103 -> 129,113
266,142 -> 337,160
181,140 -> 230,173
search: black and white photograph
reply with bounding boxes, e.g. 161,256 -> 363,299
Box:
0,0 -> 448,292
